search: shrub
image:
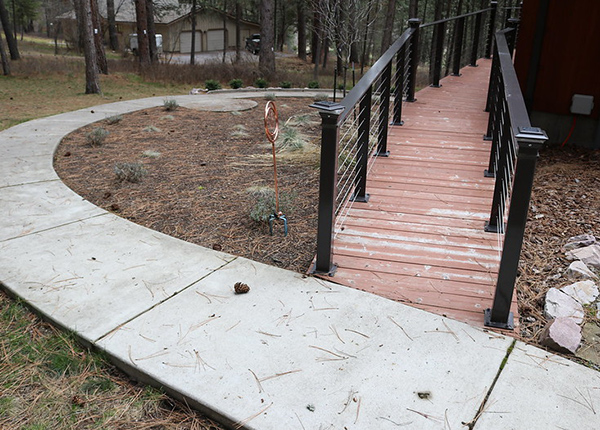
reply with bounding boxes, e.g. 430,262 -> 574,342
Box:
229,78 -> 243,89
248,187 -> 296,223
114,162 -> 147,183
143,125 -> 161,132
205,79 -> 222,91
86,127 -> 109,146
278,127 -> 306,151
307,80 -> 320,89
105,114 -> 123,125
254,78 -> 268,88
264,93 -> 276,101
313,94 -> 329,102
163,99 -> 178,111
279,81 -> 292,89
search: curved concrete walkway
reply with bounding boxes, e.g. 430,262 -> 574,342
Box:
1,91 -> 598,429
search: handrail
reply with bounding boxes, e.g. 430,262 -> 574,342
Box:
483,23 -> 547,330
421,8 -> 492,28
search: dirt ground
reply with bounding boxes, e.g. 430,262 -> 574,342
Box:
54,102 -> 599,347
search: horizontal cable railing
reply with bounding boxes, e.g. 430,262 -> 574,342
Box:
483,21 -> 547,330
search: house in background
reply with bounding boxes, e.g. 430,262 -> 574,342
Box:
58,1 -> 259,54
514,0 -> 600,148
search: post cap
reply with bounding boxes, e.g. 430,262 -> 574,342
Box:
516,126 -> 548,147
309,101 -> 345,115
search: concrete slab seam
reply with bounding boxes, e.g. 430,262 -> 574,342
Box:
93,256 -> 240,343
0,178 -> 61,190
468,338 -> 517,429
0,212 -> 109,244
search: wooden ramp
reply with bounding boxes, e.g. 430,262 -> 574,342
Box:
330,59 -> 518,327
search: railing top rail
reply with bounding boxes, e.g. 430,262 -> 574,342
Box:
421,8 -> 492,28
334,27 -> 415,123
495,28 -> 545,141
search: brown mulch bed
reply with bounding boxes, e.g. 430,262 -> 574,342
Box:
54,97 -> 322,273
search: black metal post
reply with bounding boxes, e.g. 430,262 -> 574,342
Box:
485,40 -> 500,114
352,87 -> 372,203
452,17 -> 465,76
309,101 -> 344,276
377,63 -> 392,156
392,44 -> 406,125
470,12 -> 483,66
431,21 -> 446,87
485,1 -> 498,59
505,18 -> 519,57
485,129 -> 547,330
406,18 -> 421,103
333,69 -> 338,102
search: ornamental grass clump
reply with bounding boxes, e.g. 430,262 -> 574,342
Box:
86,127 -> 109,146
163,99 -> 179,111
114,162 -> 147,183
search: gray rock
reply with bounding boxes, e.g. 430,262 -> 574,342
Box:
560,280 -> 599,305
565,244 -> 600,269
539,317 -> 582,354
575,322 -> 600,366
566,260 -> 599,281
544,288 -> 584,324
562,234 -> 597,252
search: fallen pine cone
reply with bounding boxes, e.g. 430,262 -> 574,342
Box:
234,282 -> 250,294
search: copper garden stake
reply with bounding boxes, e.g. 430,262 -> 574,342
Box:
264,101 -> 288,236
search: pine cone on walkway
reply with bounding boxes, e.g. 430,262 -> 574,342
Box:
234,282 -> 250,294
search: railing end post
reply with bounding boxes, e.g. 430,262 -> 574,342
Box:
484,308 -> 514,330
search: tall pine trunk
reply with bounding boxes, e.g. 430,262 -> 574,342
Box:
77,0 -> 101,94
134,0 -> 150,65
107,0 -> 119,51
90,0 -> 108,74
0,31 -> 10,75
380,0 -> 396,57
297,0 -> 306,61
259,0 -> 275,76
146,0 -> 158,63
0,0 -> 19,60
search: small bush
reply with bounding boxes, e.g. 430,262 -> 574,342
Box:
313,94 -> 329,102
86,127 -> 109,146
279,81 -> 292,88
248,187 -> 296,223
105,114 -> 123,125
279,127 -> 306,151
114,162 -> 147,183
337,84 -> 345,91
254,78 -> 268,88
229,78 -> 243,89
142,150 -> 161,158
163,99 -> 178,111
205,79 -> 222,91
264,93 -> 276,101
307,80 -> 320,89
143,125 -> 161,133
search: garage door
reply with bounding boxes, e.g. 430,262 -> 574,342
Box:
180,31 -> 202,54
206,29 -> 225,51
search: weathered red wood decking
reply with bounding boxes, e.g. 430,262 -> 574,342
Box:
330,59 -> 518,327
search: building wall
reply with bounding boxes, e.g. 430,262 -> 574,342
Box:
515,0 -> 600,147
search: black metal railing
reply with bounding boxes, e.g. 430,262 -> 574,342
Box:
483,22 -> 547,330
309,4 -> 500,276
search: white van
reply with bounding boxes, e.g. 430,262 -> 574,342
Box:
128,33 -> 163,55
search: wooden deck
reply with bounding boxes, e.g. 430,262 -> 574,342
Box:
330,58 -> 518,327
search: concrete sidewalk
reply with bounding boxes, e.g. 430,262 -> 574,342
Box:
1,91 -> 598,429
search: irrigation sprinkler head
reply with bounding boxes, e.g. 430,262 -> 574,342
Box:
269,212 -> 288,237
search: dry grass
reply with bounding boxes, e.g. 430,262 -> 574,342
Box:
0,290 -> 224,430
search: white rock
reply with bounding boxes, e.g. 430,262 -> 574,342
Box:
562,234 -> 597,252
560,280 -> 599,305
566,260 -> 599,281
566,244 -> 600,269
544,288 -> 584,324
539,317 -> 582,354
